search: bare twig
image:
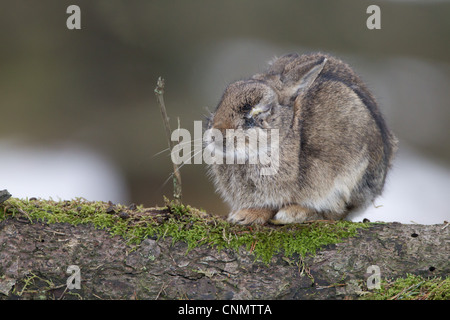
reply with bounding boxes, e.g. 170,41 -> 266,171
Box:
155,282 -> 168,300
316,283 -> 347,290
154,77 -> 182,203
58,285 -> 68,300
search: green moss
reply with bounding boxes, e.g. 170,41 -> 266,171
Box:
361,274 -> 450,300
1,197 -> 370,264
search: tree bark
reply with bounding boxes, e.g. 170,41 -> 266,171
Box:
0,217 -> 448,300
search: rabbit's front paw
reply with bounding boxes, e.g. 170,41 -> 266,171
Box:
270,205 -> 323,224
228,208 -> 276,225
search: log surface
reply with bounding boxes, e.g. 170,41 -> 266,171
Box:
0,217 -> 448,300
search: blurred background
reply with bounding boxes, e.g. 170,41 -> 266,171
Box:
1,0 -> 449,224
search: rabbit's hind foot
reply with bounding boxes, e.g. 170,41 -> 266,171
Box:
270,204 -> 324,225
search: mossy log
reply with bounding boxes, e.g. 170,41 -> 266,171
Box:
0,198 -> 448,300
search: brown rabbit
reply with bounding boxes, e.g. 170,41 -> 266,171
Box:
204,52 -> 398,224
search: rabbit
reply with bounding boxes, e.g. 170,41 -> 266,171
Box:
204,52 -> 398,225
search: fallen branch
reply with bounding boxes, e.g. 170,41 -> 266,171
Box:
0,198 -> 448,300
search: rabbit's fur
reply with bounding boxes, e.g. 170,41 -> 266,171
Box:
205,52 -> 398,224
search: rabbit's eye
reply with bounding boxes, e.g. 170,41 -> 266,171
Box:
240,103 -> 253,113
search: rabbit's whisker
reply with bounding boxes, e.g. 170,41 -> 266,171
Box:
152,138 -> 205,159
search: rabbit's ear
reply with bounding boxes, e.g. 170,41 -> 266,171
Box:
283,57 -> 327,99
285,57 -> 327,129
